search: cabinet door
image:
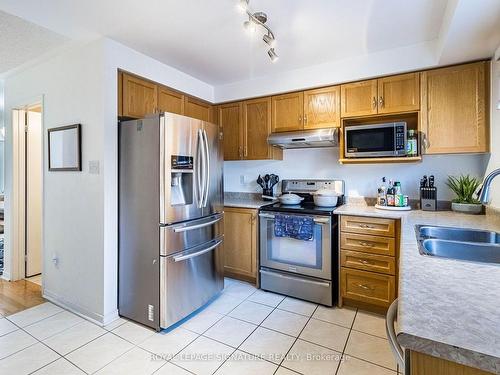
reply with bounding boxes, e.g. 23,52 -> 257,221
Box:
303,86 -> 341,129
421,62 -> 489,154
219,102 -> 243,161
223,208 -> 257,281
158,86 -> 184,115
377,73 -> 420,114
243,97 -> 273,160
184,96 -> 212,122
272,92 -> 304,132
341,80 -> 378,117
122,73 -> 158,118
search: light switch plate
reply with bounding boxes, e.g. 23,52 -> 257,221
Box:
89,160 -> 100,174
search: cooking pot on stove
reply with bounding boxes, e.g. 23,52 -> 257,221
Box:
278,193 -> 304,205
312,189 -> 341,207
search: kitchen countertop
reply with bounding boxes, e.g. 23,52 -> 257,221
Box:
224,192 -> 277,209
335,204 -> 500,374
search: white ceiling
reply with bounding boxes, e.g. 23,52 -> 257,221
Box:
0,0 -> 500,89
0,10 -> 67,74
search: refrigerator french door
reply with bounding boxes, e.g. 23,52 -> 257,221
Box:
119,113 -> 223,331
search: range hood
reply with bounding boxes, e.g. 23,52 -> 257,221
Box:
267,128 -> 339,149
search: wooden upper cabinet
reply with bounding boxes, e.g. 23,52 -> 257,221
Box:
421,62 -> 489,154
122,73 -> 158,118
219,102 -> 243,161
272,92 -> 304,132
184,96 -> 212,122
157,86 -> 184,115
304,86 -> 341,129
341,80 -> 378,117
377,73 -> 420,114
243,97 -> 282,160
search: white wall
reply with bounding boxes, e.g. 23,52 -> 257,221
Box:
224,148 -> 489,202
3,38 -> 214,324
485,56 -> 500,208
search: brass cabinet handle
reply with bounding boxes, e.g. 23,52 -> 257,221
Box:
358,241 -> 375,247
358,224 -> 374,229
304,114 -> 308,124
357,283 -> 375,291
379,96 -> 384,107
360,259 -> 374,265
372,97 -> 377,109
238,146 -> 243,159
298,115 -> 302,124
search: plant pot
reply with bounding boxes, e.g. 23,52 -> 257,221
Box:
451,202 -> 483,214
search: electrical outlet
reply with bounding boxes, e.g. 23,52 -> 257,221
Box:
52,253 -> 59,266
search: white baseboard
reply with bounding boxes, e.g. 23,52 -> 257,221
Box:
43,289 -> 119,327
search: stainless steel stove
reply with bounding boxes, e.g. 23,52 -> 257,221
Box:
259,179 -> 344,306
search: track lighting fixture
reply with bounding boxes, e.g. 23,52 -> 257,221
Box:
268,48 -> 278,63
238,0 -> 278,62
263,33 -> 276,48
238,0 -> 249,12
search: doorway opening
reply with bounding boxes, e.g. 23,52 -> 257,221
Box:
12,103 -> 43,286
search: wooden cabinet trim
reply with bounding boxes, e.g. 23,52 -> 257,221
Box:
303,86 -> 341,129
341,268 -> 395,307
340,232 -> 396,257
340,80 -> 378,117
341,250 -> 396,275
271,92 -> 304,132
341,215 -> 396,237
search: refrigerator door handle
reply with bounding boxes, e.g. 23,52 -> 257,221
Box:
172,239 -> 223,262
172,215 -> 223,233
202,129 -> 210,207
196,129 -> 204,208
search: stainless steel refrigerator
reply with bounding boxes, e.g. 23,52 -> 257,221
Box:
119,113 -> 224,330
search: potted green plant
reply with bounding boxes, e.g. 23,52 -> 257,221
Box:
446,175 -> 483,214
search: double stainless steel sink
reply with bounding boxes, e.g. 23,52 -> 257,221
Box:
416,225 -> 500,264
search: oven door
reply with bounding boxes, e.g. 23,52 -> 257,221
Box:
259,212 -> 332,280
345,123 -> 398,158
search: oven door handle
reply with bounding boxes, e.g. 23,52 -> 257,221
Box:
260,269 -> 331,288
259,213 -> 330,224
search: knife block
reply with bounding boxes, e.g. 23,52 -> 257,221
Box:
420,187 -> 437,211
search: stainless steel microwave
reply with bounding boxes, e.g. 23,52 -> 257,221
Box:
344,122 -> 407,158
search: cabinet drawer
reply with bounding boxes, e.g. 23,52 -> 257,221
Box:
341,250 -> 395,275
341,268 -> 395,307
341,215 -> 395,237
340,232 -> 395,256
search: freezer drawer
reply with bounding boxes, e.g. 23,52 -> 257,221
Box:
260,267 -> 333,306
160,213 -> 223,256
160,237 -> 224,328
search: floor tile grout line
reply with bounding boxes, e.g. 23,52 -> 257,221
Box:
334,308 -> 358,375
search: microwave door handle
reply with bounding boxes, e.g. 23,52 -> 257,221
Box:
202,128 -> 210,207
173,239 -> 222,262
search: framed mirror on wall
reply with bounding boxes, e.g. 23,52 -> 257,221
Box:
48,124 -> 81,171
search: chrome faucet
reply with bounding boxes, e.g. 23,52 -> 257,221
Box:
478,168 -> 500,205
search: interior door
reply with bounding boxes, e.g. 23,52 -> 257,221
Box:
26,111 -> 43,277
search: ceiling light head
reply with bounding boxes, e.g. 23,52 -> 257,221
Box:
237,0 -> 249,13
244,18 -> 256,32
263,34 -> 276,48
253,12 -> 268,24
268,48 -> 278,63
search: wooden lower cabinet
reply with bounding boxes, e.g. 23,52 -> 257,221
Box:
223,207 -> 258,284
410,350 -> 492,375
340,215 -> 399,311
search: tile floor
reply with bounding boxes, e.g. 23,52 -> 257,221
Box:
0,278 -> 401,374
